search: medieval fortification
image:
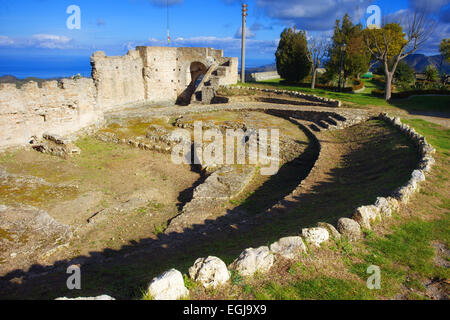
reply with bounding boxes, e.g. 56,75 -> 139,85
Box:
0,47 -> 238,149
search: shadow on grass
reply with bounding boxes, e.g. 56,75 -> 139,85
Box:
0,119 -> 419,300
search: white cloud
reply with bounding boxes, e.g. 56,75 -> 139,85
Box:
0,34 -> 73,49
0,35 -> 14,46
254,0 -> 373,31
31,34 -> 73,49
409,0 -> 450,12
121,35 -> 279,56
384,7 -> 447,55
234,26 -> 256,39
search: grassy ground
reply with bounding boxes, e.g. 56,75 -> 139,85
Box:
186,119 -> 449,300
0,119 -> 423,300
235,79 -> 450,115
0,82 -> 448,300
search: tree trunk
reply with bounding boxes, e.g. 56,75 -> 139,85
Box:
385,72 -> 393,101
311,68 -> 317,89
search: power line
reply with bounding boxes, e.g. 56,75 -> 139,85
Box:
167,0 -> 170,45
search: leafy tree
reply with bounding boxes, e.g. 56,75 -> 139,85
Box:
326,14 -> 371,88
394,60 -> 415,84
424,65 -> 439,82
438,38 -> 449,82
440,38 -> 450,63
364,10 -> 435,100
275,28 -> 311,82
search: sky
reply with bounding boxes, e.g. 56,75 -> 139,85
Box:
0,0 -> 449,77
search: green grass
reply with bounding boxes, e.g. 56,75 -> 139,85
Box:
392,96 -> 450,113
402,119 -> 450,157
235,80 -> 450,113
224,118 -> 449,300
236,80 -> 389,107
253,277 -> 375,300
349,118 -> 450,297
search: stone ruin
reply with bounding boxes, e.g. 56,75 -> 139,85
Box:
0,45 -> 439,301
0,46 -> 238,150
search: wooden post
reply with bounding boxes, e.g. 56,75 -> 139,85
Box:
241,3 -> 248,83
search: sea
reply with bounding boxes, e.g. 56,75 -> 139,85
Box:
0,55 -> 274,79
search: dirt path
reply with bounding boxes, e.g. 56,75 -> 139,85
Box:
0,116 -> 418,300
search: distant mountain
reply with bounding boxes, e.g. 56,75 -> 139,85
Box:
0,74 -> 77,88
246,63 -> 277,73
0,75 -> 19,83
403,54 -> 449,74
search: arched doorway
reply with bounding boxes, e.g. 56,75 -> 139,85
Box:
176,61 -> 208,106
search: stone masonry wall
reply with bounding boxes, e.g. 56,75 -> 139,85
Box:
0,78 -> 100,149
0,46 -> 238,149
91,50 -> 146,110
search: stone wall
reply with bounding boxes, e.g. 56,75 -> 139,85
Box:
0,79 -> 101,149
135,46 -> 238,103
91,50 -> 146,110
138,112 -> 436,300
246,71 -> 280,82
0,46 -> 239,149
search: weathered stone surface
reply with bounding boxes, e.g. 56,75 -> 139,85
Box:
147,269 -> 189,300
270,237 -> 306,260
386,196 -> 399,212
166,165 -> 256,233
352,205 -> 379,229
0,47 -> 239,149
56,295 -> 115,300
231,247 -> 274,277
301,227 -> 329,247
0,204 -> 73,274
375,197 -> 392,217
337,218 -> 362,241
395,179 -> 418,204
0,78 -> 101,149
411,170 -> 426,183
189,256 -> 230,288
317,222 -> 341,240
193,166 -> 256,200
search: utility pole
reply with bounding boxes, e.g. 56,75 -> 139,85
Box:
241,3 -> 248,83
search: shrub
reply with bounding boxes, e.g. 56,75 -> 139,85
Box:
371,88 -> 450,99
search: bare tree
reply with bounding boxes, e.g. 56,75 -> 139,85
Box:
364,9 -> 436,100
307,39 -> 329,89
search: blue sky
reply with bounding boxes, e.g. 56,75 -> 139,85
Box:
0,0 -> 449,77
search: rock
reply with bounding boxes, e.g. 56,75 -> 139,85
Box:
269,236 -> 306,260
411,170 -> 426,183
55,295 -> 115,300
301,227 -> 329,247
0,205 -> 73,273
386,197 -> 399,212
231,247 -> 274,277
374,197 -> 392,217
352,205 -> 379,229
193,166 -> 256,200
189,256 -> 230,288
395,179 -> 418,204
337,218 -> 362,241
317,222 -> 341,240
147,269 -> 189,300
